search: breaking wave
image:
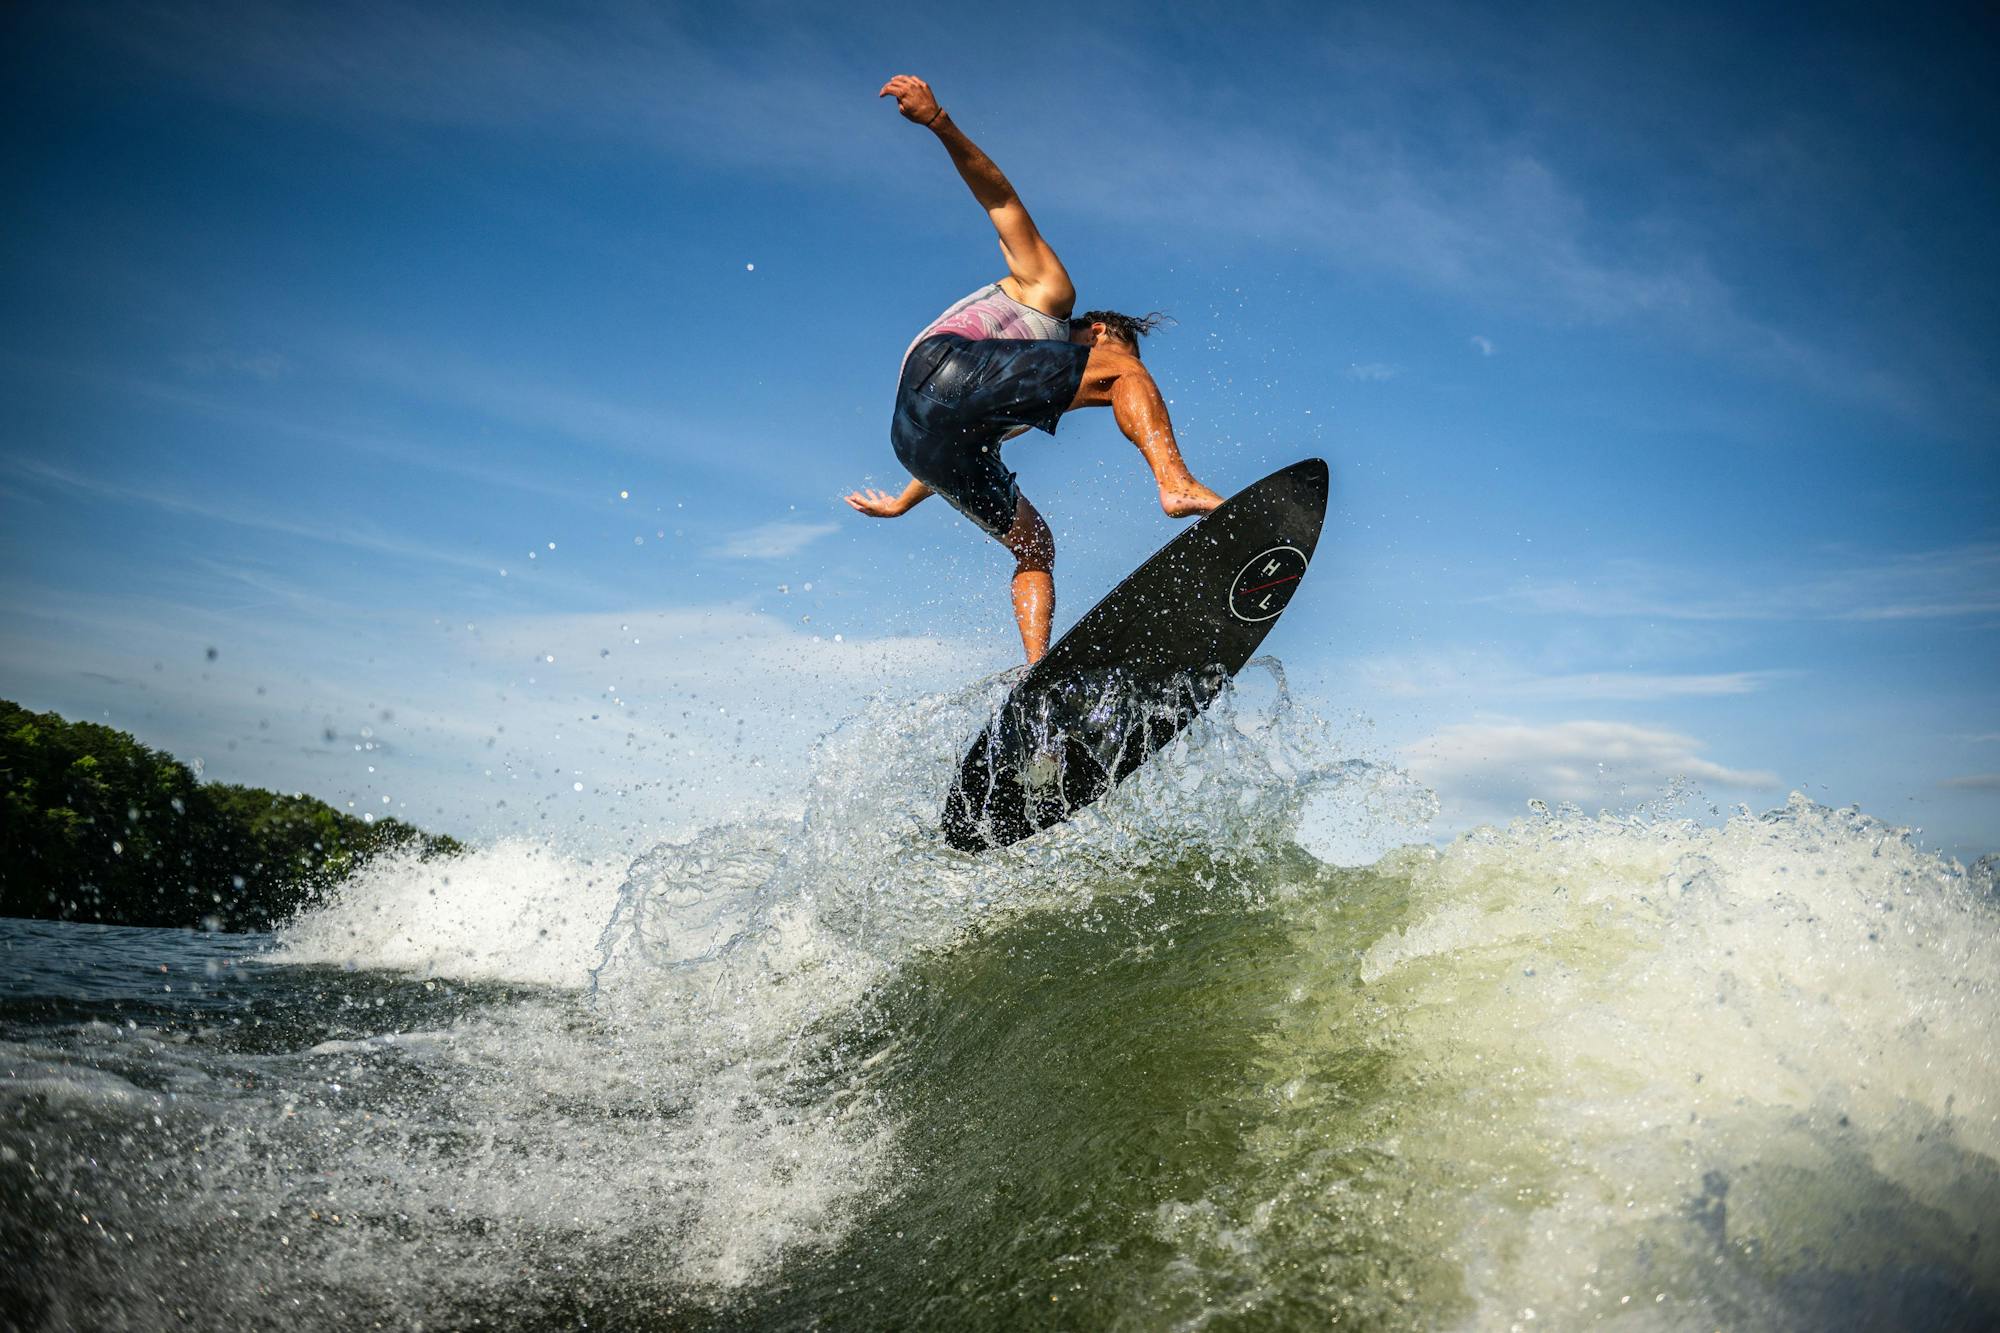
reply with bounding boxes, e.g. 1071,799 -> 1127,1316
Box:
6,665 -> 1996,1330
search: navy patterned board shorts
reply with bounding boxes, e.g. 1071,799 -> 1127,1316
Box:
891,333 -> 1093,539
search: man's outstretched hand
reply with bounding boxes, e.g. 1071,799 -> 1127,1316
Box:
879,75 -> 941,126
846,478 -> 932,517
845,487 -> 909,518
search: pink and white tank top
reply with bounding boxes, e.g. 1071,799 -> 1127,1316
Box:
901,283 -> 1069,372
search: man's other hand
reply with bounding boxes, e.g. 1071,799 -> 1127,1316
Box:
878,75 -> 941,126
845,488 -> 907,517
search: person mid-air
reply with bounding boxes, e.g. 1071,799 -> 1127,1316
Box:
845,74 -> 1225,666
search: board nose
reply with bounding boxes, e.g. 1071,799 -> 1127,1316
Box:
1288,456 -> 1330,502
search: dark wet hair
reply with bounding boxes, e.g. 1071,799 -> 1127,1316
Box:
1070,309 -> 1174,356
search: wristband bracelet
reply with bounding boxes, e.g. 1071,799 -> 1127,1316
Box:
926,105 -> 945,128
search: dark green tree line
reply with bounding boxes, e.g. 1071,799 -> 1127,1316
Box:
1,699 -> 462,931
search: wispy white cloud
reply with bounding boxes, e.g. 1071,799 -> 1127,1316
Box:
317,342 -> 813,494
3,351 -> 616,508
1064,109 -> 1737,333
711,521 -> 839,560
0,455 -> 516,581
336,343 -> 702,458
1508,670 -> 1782,701
70,0 -> 1924,425
1356,651 -> 1789,702
1405,717 -> 1780,812
81,2 -> 881,174
524,599 -> 963,709
1469,334 -> 1496,357
176,348 -> 292,379
1494,545 -> 2000,623
1344,361 -> 1402,382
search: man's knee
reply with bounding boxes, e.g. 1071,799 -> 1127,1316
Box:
1003,506 -> 1054,573
1011,528 -> 1053,574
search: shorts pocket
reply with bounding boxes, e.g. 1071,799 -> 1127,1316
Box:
918,346 -> 982,407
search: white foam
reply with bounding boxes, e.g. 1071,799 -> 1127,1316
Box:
181,664 -> 1420,1308
568,663 -> 1399,1290
1160,793 -> 2000,1328
275,838 -> 623,986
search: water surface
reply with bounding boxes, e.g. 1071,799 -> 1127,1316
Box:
4,673 -> 1996,1330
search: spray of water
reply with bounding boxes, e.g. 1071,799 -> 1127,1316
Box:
14,665 -> 1992,1330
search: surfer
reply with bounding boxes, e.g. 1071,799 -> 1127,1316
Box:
845,74 -> 1225,666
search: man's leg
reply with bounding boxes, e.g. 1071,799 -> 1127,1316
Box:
1068,343 -> 1224,517
999,495 -> 1054,665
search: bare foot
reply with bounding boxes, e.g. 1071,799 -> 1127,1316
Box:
1159,480 -> 1225,518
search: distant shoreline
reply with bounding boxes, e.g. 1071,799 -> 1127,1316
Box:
1,699 -> 462,932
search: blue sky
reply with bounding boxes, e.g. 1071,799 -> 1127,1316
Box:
2,0 -> 1995,861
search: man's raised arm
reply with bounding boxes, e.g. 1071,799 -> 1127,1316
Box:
879,75 -> 1075,320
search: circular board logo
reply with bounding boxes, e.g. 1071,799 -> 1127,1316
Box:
1230,546 -> 1309,622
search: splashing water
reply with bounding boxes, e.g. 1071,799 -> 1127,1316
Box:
3,667 -> 1994,1331
594,658 -> 1421,983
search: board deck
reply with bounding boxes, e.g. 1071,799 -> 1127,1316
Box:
941,457 -> 1330,852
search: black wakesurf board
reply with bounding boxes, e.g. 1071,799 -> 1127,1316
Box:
942,457 -> 1330,852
